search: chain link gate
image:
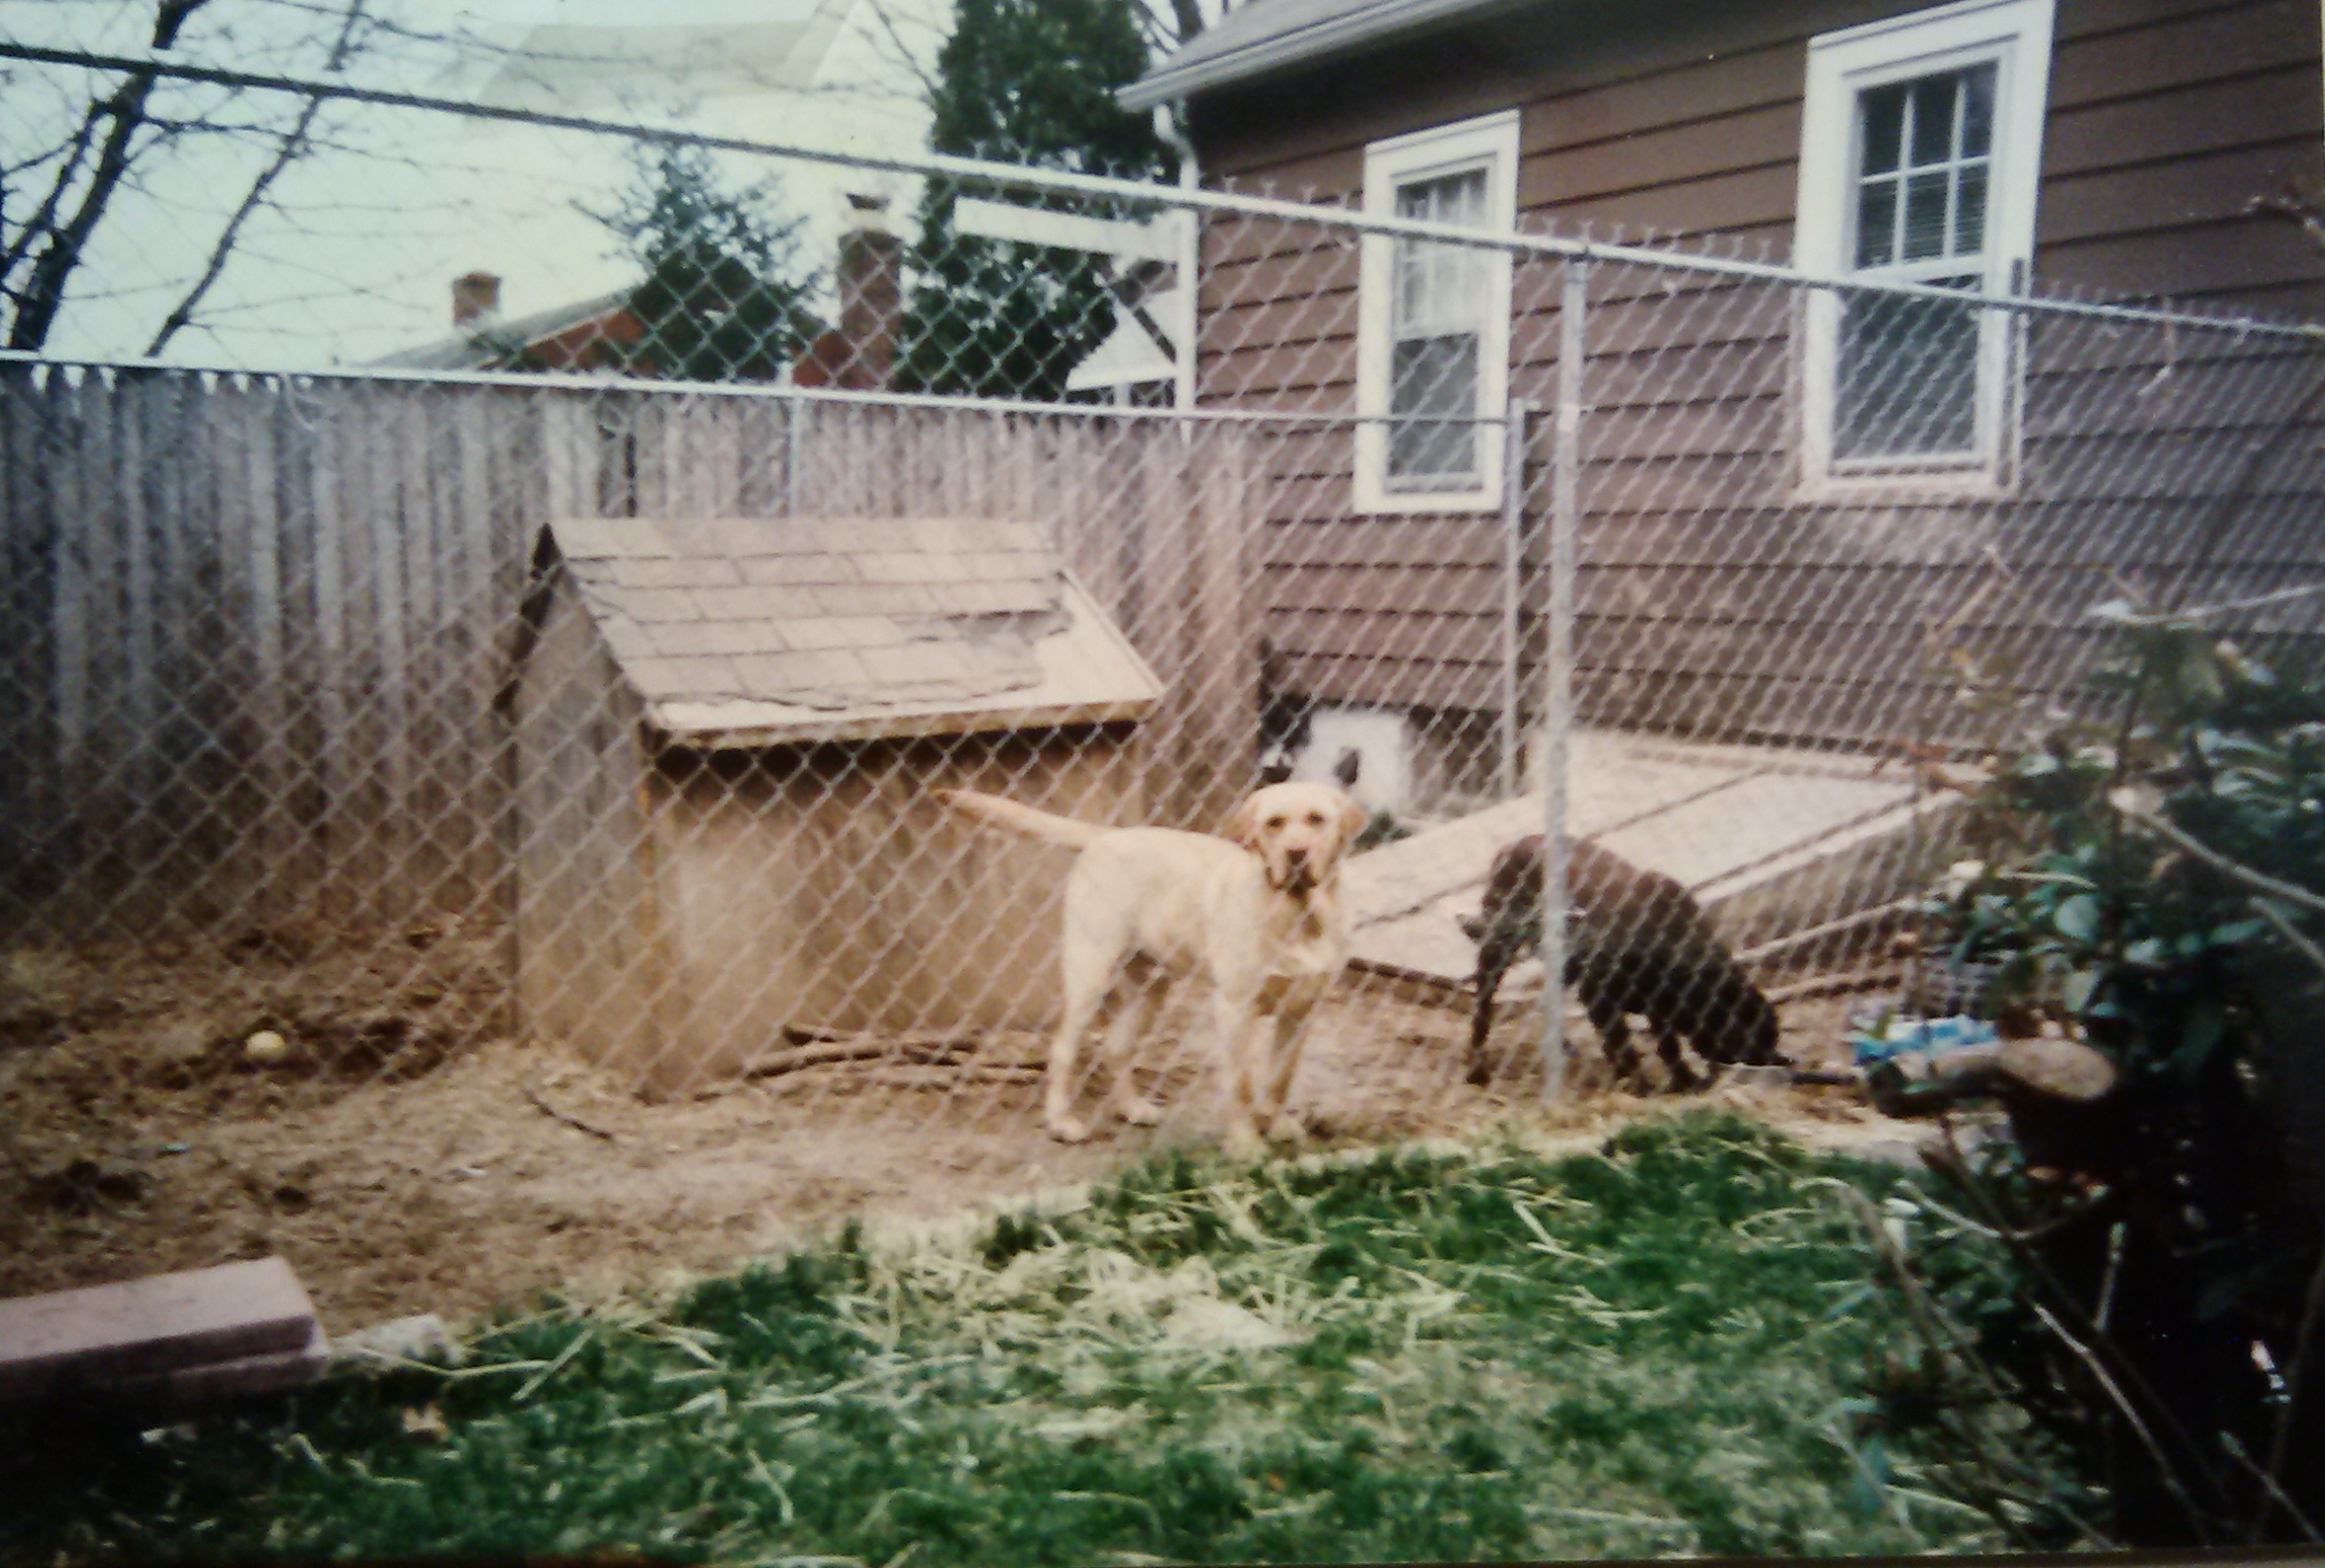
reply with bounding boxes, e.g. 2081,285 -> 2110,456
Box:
4,41 -> 2324,1323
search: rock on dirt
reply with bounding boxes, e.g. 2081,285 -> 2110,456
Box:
331,1313 -> 462,1371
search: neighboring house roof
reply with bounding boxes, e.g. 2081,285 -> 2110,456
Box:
540,516 -> 1163,746
370,291 -> 632,371
1120,0 -> 1524,110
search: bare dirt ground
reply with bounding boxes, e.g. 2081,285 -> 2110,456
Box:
0,931 -> 1916,1332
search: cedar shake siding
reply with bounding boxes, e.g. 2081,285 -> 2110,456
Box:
1178,0 -> 2325,748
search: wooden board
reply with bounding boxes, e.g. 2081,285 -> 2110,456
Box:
0,1256 -> 320,1404
1344,729 -> 1931,984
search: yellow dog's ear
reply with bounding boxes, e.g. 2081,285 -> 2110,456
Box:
1337,794 -> 1369,853
1223,793 -> 1264,852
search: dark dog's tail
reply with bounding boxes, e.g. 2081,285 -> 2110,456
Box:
932,788 -> 1109,849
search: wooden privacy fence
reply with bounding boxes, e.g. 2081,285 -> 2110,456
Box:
0,369 -> 1262,941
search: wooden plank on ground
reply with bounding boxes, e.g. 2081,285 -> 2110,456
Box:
0,1257 -> 321,1404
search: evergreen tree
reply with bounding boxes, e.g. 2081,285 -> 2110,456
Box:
590,147 -> 821,382
904,0 -> 1173,399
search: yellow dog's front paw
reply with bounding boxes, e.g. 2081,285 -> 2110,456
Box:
1047,1114 -> 1095,1144
1118,1096 -> 1164,1127
1220,1121 -> 1267,1161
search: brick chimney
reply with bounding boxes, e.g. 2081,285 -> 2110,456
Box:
796,194 -> 902,390
452,271 -> 501,329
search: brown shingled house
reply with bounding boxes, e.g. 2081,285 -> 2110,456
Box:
1127,0 -> 2325,767
1133,0 -> 2324,321
508,515 -> 1162,1098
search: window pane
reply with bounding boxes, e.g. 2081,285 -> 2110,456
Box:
1830,55 -> 2006,472
1859,83 -> 1906,175
1396,235 -> 1431,327
1960,63 -> 1996,157
1855,177 -> 1898,267
1835,282 -> 1980,459
1953,163 -> 1988,255
1392,168 -> 1488,339
1909,74 -> 1957,165
1902,170 -> 1952,260
1389,167 -> 1489,480
1396,169 -> 1486,226
1390,334 -> 1479,480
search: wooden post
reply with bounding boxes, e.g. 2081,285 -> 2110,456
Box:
1188,422 -> 1259,825
0,372 -> 61,931
631,393 -> 669,518
738,397 -> 782,518
242,377 -> 292,924
401,386 -> 450,920
784,397 -> 804,517
49,374 -> 95,928
443,387 -> 497,915
307,381 -> 353,925
353,381 -> 408,928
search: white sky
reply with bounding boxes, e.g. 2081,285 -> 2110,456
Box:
0,0 -> 955,366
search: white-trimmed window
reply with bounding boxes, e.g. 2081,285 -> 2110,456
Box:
1356,111 -> 1518,513
1794,0 -> 2054,489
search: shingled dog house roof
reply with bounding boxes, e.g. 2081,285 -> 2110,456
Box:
532,516 -> 1162,746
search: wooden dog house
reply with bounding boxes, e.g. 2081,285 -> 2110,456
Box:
508,516 -> 1162,1098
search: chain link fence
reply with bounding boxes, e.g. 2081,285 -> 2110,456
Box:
4,45 -> 2323,1322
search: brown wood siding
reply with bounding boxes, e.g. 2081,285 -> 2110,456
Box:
1188,0 -> 2325,748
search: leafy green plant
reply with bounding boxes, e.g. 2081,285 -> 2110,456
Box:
1941,606 -> 2325,1078
1924,602 -> 2325,1541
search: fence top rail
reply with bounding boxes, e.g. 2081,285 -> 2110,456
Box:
0,350 -> 1461,424
5,39 -> 2324,347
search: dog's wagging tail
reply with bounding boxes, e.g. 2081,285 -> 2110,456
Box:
929,787 -> 1109,849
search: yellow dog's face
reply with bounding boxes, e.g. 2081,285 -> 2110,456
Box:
1224,782 -> 1369,896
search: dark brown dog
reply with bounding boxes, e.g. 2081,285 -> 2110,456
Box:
1459,834 -> 1782,1090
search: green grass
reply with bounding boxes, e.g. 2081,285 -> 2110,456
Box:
2,1115 -> 2098,1564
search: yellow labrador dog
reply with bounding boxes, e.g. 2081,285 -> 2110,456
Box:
935,782 -> 1366,1153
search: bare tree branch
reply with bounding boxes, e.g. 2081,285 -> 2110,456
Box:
147,0 -> 367,354
2029,1299 -> 2217,1542
1,97 -> 113,290
2254,1250 -> 2325,1539
851,0 -> 944,102
2108,789 -> 2325,922
5,0 -> 214,350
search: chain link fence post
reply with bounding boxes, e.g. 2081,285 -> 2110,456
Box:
1497,394 -> 1530,801
1539,255 -> 1586,1103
